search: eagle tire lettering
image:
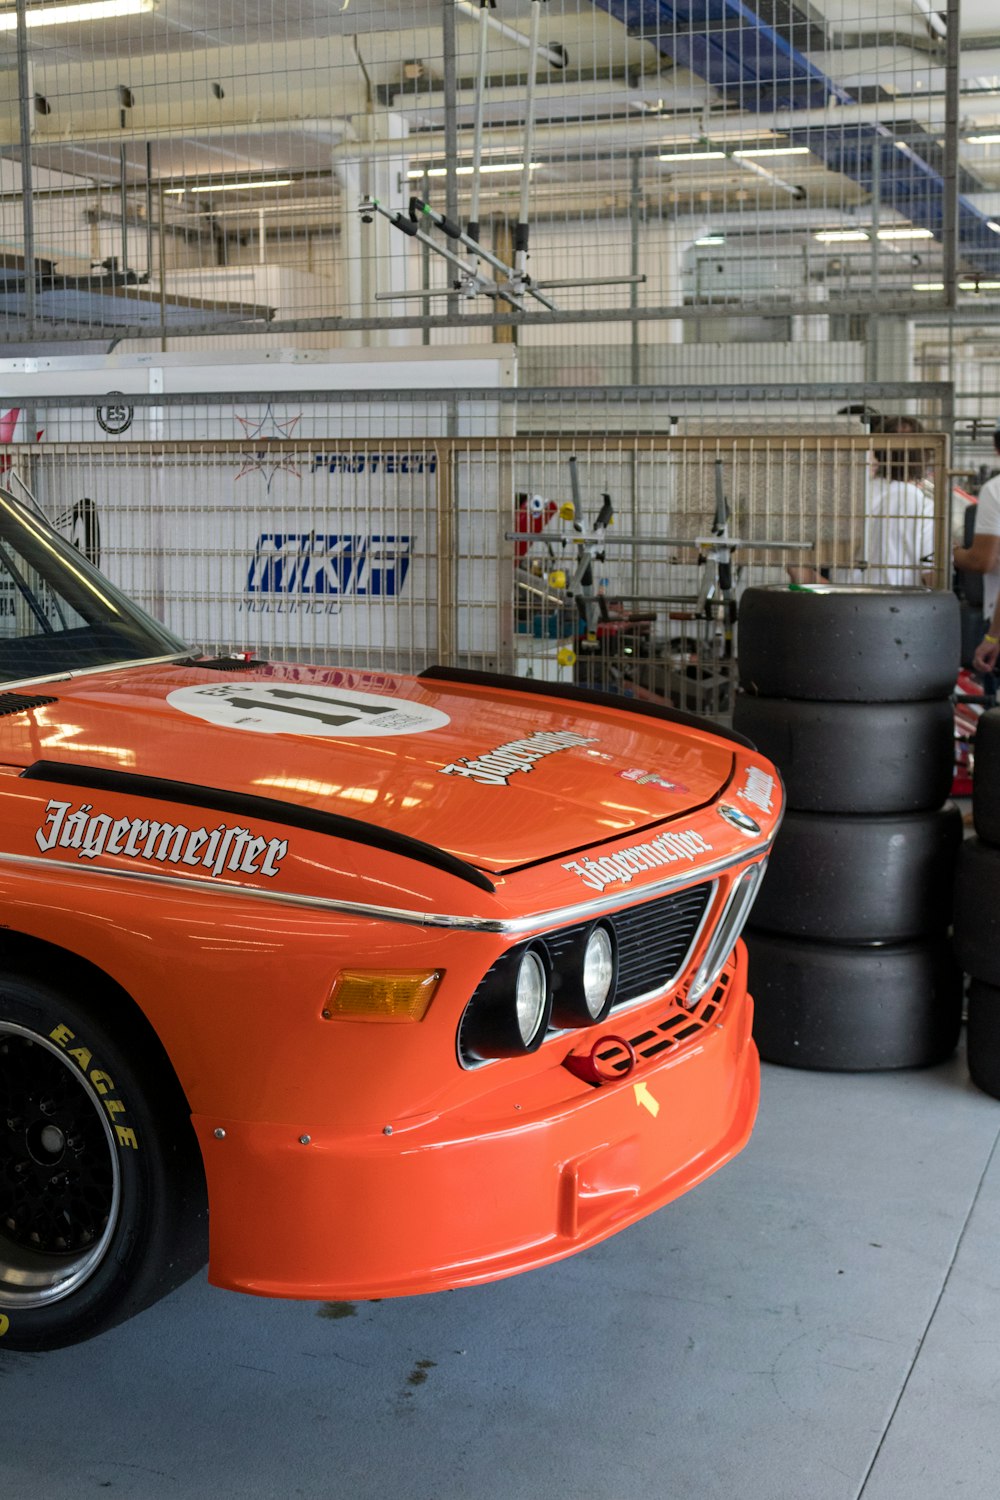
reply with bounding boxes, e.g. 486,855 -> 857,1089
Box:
48,1022 -> 140,1151
0,976 -> 207,1351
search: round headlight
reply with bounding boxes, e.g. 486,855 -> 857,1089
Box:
515,948 -> 549,1047
582,925 -> 615,1019
458,942 -> 553,1064
550,921 -> 618,1029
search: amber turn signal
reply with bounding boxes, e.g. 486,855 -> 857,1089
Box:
324,969 -> 441,1022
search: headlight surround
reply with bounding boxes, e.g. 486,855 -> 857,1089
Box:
459,942 -> 553,1062
551,921 -> 618,1028
687,860 -> 767,1006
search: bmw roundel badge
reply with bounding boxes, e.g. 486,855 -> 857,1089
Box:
718,802 -> 761,836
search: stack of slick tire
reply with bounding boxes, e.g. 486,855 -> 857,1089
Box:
734,585 -> 963,1071
954,709 -> 1000,1100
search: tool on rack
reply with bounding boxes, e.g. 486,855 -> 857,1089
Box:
564,456 -> 614,645
695,458 -> 739,658
361,0 -> 644,311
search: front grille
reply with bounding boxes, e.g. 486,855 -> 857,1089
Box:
592,965 -> 734,1074
544,881 -> 713,1008
458,880 -> 718,1068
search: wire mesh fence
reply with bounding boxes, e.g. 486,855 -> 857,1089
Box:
1,0 -> 997,355
0,420 -> 949,717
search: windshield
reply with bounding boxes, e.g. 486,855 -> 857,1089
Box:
0,488 -> 187,685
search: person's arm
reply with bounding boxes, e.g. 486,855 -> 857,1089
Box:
955,483 -> 1000,576
954,531 -> 1000,575
974,596 -> 1000,676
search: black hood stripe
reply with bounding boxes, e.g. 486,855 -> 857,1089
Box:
20,760 -> 496,894
418,665 -> 754,751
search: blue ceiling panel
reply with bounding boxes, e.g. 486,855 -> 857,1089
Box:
593,0 -> 1000,279
795,125 -> 1000,279
598,0 -> 851,108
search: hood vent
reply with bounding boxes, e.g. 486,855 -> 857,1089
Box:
0,693 -> 58,717
186,656 -> 268,672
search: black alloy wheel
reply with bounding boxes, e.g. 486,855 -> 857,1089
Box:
0,974 -> 206,1351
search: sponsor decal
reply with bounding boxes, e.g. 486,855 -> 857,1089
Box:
738,765 -> 775,815
563,828 -> 714,892
235,452 -> 303,490
35,798 -> 288,880
96,393 -> 133,435
233,409 -> 304,488
439,729 -> 597,787
619,767 -> 688,793
309,452 -> 437,475
168,681 -> 449,738
245,533 -> 411,603
235,403 -> 302,441
0,407 -> 43,475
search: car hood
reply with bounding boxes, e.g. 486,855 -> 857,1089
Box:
0,662 -> 741,874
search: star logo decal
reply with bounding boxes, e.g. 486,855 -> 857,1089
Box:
234,403 -> 302,440
233,404 -> 304,490
234,452 -> 303,491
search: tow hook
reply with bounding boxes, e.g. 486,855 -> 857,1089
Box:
563,1035 -> 637,1085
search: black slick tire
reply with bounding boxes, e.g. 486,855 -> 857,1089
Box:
732,695 -> 955,813
750,805 -> 963,944
747,930 -> 962,1071
737,586 -> 960,703
967,979 -> 1000,1101
971,710 -> 1000,846
953,838 -> 1000,988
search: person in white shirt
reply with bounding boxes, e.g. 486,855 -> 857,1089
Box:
786,411 -> 931,587
955,425 -> 1000,669
865,416 -> 935,587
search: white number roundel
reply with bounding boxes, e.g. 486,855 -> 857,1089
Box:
167,681 -> 450,738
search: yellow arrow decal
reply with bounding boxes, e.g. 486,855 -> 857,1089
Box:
633,1081 -> 660,1118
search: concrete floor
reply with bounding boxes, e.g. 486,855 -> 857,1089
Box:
3,1043 -> 999,1500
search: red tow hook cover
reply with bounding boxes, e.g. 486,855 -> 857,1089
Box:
563,1035 -> 637,1085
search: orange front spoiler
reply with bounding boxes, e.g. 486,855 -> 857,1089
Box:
195,946 -> 759,1301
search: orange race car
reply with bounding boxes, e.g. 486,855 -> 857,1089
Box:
0,486 -> 782,1351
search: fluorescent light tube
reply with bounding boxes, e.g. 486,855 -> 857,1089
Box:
0,0 -> 153,28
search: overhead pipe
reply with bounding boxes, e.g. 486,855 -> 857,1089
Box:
453,0 -> 566,70
324,93 -> 1000,168
911,0 -> 948,40
14,90 -> 1000,186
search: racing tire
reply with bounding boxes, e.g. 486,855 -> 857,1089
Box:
0,973 -> 207,1351
967,979 -> 1000,1101
750,805 -> 963,944
737,586 -> 960,703
746,931 -> 963,1071
732,695 -> 955,813
970,710 -> 1000,846
953,838 -> 1000,988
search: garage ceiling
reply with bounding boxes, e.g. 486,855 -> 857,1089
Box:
1,0 -> 999,325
